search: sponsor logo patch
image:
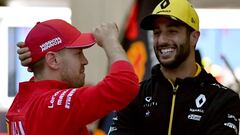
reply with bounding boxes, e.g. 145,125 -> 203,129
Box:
195,94 -> 206,108
188,114 -> 202,121
40,37 -> 62,52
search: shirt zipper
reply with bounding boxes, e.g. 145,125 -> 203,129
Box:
168,81 -> 179,135
167,63 -> 201,135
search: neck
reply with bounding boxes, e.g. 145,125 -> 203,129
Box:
33,69 -> 61,82
160,59 -> 197,84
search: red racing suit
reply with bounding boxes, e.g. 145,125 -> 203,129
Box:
6,60 -> 139,135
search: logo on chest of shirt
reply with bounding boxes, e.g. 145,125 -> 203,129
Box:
187,94 -> 207,121
143,96 -> 158,118
195,94 -> 206,108
143,96 -> 158,108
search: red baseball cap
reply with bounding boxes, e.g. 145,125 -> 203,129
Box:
25,19 -> 96,65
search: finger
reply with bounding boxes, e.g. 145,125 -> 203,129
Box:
17,47 -> 30,55
21,58 -> 32,66
18,51 -> 31,61
16,42 -> 25,48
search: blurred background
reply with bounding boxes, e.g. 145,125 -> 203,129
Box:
0,0 -> 240,134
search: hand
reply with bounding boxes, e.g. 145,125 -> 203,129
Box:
16,42 -> 32,72
92,22 -> 128,64
93,22 -> 119,47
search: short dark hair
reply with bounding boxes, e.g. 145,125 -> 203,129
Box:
31,58 -> 45,76
31,49 -> 66,76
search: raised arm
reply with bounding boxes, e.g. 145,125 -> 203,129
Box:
93,22 -> 128,65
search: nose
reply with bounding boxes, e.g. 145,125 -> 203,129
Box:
156,33 -> 169,45
81,54 -> 88,65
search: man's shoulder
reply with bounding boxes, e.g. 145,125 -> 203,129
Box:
205,81 -> 239,97
204,81 -> 240,112
199,71 -> 239,98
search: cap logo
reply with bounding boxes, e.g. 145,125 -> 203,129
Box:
40,37 -> 62,52
191,17 -> 195,24
159,0 -> 170,9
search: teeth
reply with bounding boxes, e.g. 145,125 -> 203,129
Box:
160,48 -> 174,53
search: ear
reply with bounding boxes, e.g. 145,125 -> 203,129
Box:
45,51 -> 62,70
190,31 -> 200,48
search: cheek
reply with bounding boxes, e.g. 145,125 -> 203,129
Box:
63,59 -> 80,72
153,36 -> 158,45
69,57 -> 81,65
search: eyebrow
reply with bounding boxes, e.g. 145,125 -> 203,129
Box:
153,21 -> 184,30
71,48 -> 82,54
167,22 -> 183,28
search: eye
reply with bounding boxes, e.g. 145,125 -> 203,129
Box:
166,29 -> 178,36
168,28 -> 178,32
74,49 -> 83,57
78,52 -> 83,57
153,30 -> 161,36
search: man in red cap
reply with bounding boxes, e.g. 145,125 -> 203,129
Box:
6,19 -> 139,135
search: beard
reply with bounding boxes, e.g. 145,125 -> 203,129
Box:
60,66 -> 85,88
154,38 -> 191,69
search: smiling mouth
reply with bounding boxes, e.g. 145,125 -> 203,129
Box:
160,48 -> 174,54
